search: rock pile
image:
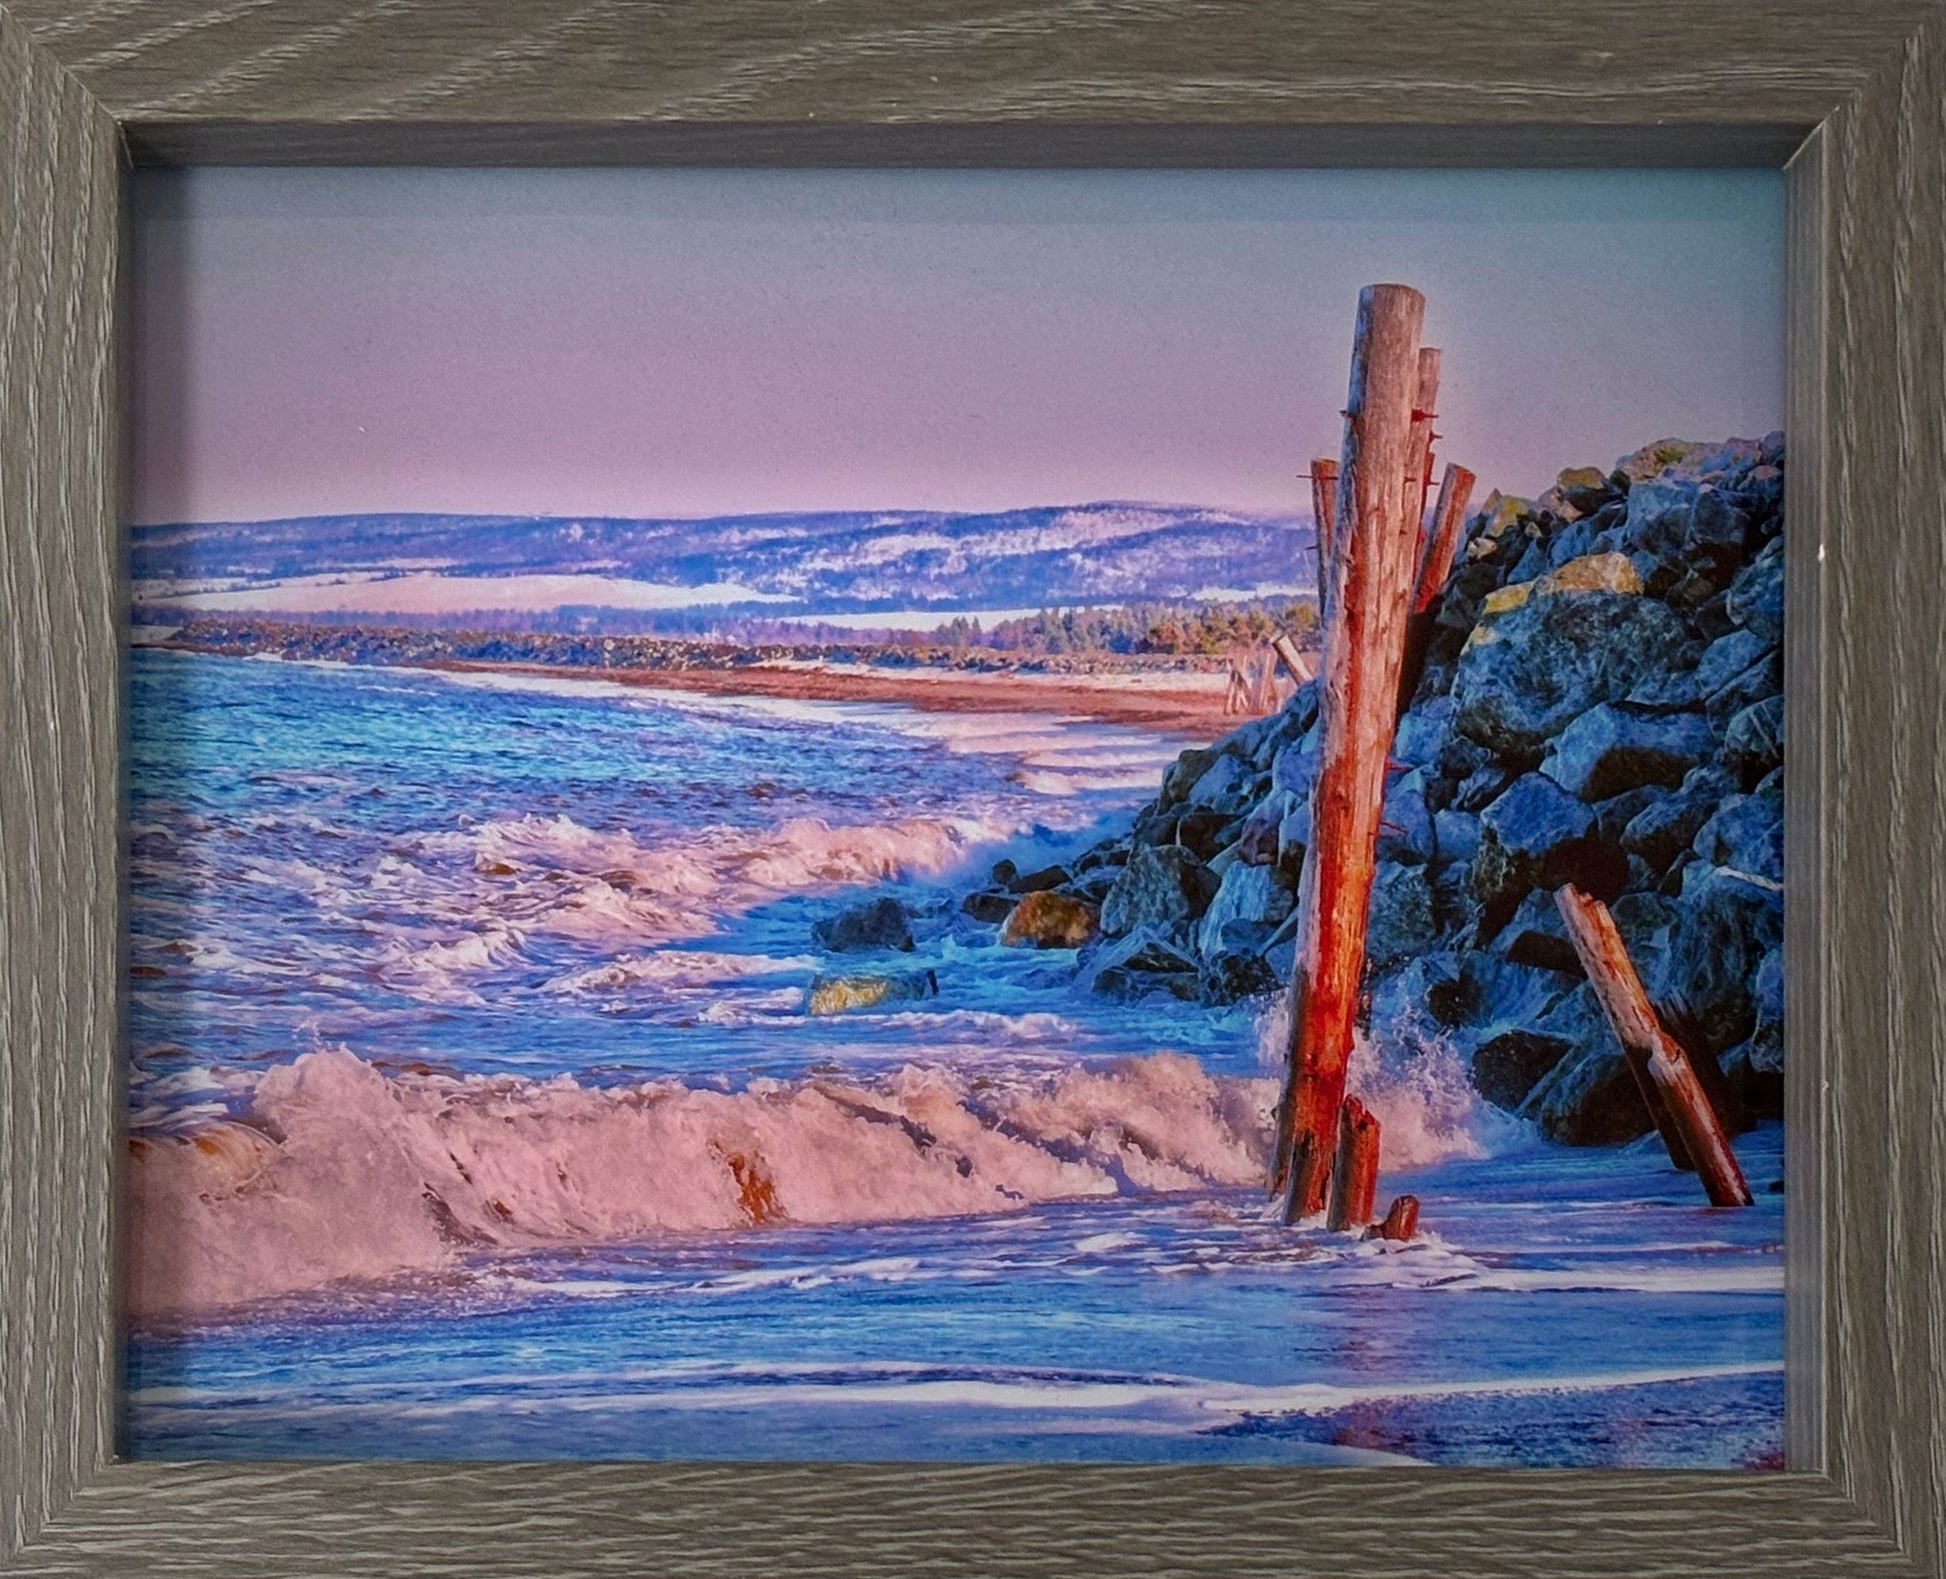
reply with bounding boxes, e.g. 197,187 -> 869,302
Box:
960,434 -> 1786,1146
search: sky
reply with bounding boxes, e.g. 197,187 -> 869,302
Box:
128,168 -> 1785,526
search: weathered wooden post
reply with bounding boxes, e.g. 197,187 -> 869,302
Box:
1404,349 -> 1443,577
1372,1194 -> 1420,1241
1553,884 -> 1754,1207
1396,461 -> 1478,716
1310,458 -> 1339,608
1326,1097 -> 1381,1231
1271,632 -> 1315,685
1413,462 -> 1478,616
1271,284 -> 1429,1222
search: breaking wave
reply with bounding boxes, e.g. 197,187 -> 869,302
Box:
127,1049 -> 1276,1318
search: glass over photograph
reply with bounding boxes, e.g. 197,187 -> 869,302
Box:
123,167 -> 1788,1468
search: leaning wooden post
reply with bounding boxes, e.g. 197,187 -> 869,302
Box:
1395,461 -> 1478,717
1271,632 -> 1315,685
1271,284 -> 1427,1222
1326,1097 -> 1381,1231
1554,885 -> 1754,1207
1413,462 -> 1478,616
1309,459 -> 1339,610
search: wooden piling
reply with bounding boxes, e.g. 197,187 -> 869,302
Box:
1272,284 -> 1427,1221
1395,461 -> 1479,717
1371,1194 -> 1420,1241
1271,632 -> 1315,685
1412,463 -> 1478,616
1326,1097 -> 1381,1231
1404,349 -> 1443,573
1553,885 -> 1754,1207
1310,459 -> 1339,609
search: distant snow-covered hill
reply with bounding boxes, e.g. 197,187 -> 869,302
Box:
131,502 -> 1316,623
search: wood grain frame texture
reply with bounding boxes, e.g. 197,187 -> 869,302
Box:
1,2 -> 1942,1574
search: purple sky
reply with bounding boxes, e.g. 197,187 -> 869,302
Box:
129,169 -> 1784,525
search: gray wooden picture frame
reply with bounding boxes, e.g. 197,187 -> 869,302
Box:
1,2 -> 1941,1574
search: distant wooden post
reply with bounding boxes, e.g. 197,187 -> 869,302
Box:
1372,1194 -> 1420,1241
1272,284 -> 1428,1222
1310,459 -> 1339,608
1326,1097 -> 1381,1231
1554,885 -> 1754,1207
1271,632 -> 1315,685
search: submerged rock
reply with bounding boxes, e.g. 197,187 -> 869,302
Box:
807,970 -> 937,1015
813,896 -> 914,953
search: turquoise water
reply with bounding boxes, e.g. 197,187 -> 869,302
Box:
123,648 -> 1785,1466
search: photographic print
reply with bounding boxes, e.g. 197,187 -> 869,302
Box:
123,168 -> 1786,1468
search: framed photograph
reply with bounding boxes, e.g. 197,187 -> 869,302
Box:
2,5 -> 1942,1577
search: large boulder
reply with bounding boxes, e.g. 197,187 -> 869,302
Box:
1001,890 -> 1100,949
813,896 -> 914,953
1539,704 -> 1716,802
1099,845 -> 1220,938
1472,772 -> 1626,914
1196,861 -> 1294,956
1432,807 -> 1481,872
1451,562 -> 1695,761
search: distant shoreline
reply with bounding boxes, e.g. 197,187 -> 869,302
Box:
420,656 -> 1241,741
147,633 -> 1252,743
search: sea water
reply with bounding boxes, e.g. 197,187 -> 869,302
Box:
122,648 -> 1784,1467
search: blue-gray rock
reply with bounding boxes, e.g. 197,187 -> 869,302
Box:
1198,949 -> 1281,1006
1368,951 -> 1463,1039
960,890 -> 1015,924
1365,862 -> 1438,972
1086,927 -> 1200,1002
1159,746 -> 1221,810
1650,862 -> 1783,1054
1393,696 -> 1456,770
1173,808 -> 1237,862
1473,772 -> 1622,910
1099,844 -> 1220,938
1520,1041 -> 1652,1145
1691,789 -> 1783,884
1591,784 -> 1661,848
1376,769 -> 1436,866
1722,692 -> 1784,782
1621,786 -> 1720,875
1695,628 -> 1774,698
1539,704 -> 1716,802
1452,587 -> 1694,761
1491,889 -> 1580,974
1454,763 -> 1514,812
1725,537 -> 1784,642
1686,486 -> 1752,570
1433,807 -> 1481,872
1196,861 -> 1294,955
1184,751 -> 1257,815
1270,728 -> 1322,798
813,895 -> 915,953
1619,476 -> 1701,558
1277,798 -> 1312,870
